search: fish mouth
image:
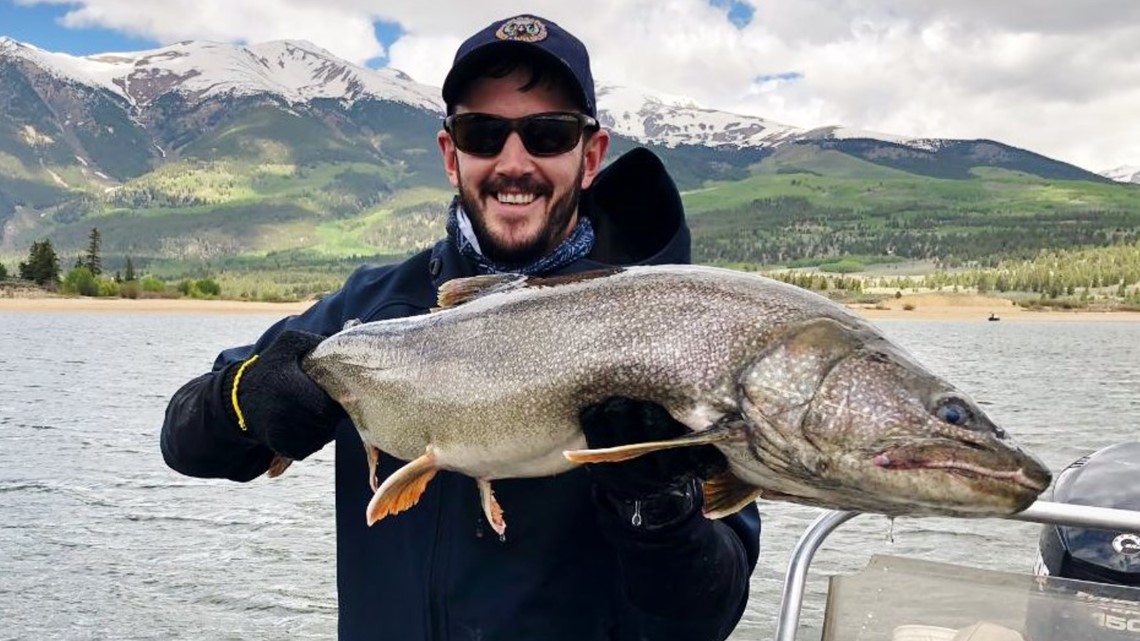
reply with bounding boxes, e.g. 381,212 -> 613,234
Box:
873,445 -> 1051,493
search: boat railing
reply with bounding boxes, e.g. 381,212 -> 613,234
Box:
772,501 -> 1140,641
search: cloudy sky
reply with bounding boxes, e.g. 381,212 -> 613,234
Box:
3,0 -> 1138,172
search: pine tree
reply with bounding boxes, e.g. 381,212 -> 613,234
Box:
18,239 -> 61,286
124,256 -> 136,282
0,262 -> 7,280
85,228 -> 102,276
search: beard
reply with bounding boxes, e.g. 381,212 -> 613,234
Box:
457,160 -> 586,265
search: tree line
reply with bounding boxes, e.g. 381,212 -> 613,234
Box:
691,196 -> 1140,267
11,229 -> 108,287
751,242 -> 1140,305
880,242 -> 1140,302
3,228 -> 220,299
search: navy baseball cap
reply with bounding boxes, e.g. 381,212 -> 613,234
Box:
442,15 -> 596,118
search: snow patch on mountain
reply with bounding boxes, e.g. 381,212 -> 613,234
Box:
0,37 -> 128,98
1101,165 -> 1140,184
595,83 -> 917,149
596,82 -> 802,148
825,127 -> 911,144
0,38 -> 443,111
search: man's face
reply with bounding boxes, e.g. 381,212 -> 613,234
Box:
437,69 -> 609,264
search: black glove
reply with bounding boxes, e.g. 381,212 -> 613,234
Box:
579,397 -> 727,529
223,329 -> 346,460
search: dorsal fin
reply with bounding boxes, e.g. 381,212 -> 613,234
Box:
436,274 -> 528,309
525,267 -> 624,288
434,267 -> 625,310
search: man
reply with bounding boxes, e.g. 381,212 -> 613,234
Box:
161,14 -> 761,641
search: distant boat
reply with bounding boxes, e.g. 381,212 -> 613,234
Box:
988,312 -> 1000,322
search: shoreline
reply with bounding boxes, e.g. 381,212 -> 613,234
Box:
0,296 -> 314,315
3,293 -> 1140,322
854,306 -> 1140,322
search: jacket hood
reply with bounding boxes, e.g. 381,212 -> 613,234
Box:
580,147 -> 691,266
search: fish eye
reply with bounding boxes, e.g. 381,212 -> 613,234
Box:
935,398 -> 973,426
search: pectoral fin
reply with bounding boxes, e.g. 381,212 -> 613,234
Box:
563,417 -> 745,464
703,471 -> 764,519
267,454 -> 293,478
477,479 -> 506,537
366,449 -> 439,526
366,445 -> 381,492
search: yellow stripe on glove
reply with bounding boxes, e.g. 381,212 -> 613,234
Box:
230,354 -> 260,431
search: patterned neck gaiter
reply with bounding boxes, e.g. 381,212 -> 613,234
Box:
445,200 -> 595,275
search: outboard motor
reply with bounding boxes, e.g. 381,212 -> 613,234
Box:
1030,442 -> 1140,639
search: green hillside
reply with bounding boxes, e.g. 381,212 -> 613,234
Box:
685,152 -> 1140,269
6,148 -> 1140,298
36,161 -> 450,256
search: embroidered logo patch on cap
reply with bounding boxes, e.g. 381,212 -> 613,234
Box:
495,15 -> 548,42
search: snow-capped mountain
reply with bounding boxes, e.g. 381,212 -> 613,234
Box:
0,36 -> 442,111
0,35 -> 1113,190
1101,165 -> 1140,184
597,82 -> 803,148
1,35 -> 818,150
0,35 -> 932,152
596,82 -> 915,149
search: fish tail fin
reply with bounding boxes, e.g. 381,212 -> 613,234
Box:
366,450 -> 439,526
267,454 -> 293,478
702,471 -> 763,519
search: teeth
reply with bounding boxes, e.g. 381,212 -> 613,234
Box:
497,192 -> 536,205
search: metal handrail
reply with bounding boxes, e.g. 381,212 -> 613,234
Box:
771,501 -> 1140,641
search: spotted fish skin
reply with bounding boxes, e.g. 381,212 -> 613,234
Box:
301,264 -> 1051,526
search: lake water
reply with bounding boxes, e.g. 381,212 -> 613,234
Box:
1,311 -> 1138,640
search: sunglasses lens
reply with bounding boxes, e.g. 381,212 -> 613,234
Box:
519,117 -> 582,156
448,114 -> 588,156
451,116 -> 510,156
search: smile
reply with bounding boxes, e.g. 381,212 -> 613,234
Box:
496,192 -> 537,205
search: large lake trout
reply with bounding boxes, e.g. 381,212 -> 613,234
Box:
300,264 -> 1050,535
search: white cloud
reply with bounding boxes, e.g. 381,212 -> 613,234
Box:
16,0 -> 1140,170
19,0 -> 387,60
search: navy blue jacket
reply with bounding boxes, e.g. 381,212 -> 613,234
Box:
161,148 -> 762,641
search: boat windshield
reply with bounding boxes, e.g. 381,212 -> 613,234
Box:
822,554 -> 1140,641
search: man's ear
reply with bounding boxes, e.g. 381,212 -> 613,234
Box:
437,130 -> 460,188
579,129 -> 610,190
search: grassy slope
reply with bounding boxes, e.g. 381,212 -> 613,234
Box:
685,162 -> 1139,218
7,135 -> 1140,299
682,149 -> 1140,268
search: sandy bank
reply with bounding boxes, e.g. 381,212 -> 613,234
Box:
852,292 -> 1140,322
2,292 -> 1139,322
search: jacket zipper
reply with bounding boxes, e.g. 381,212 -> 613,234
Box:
427,474 -> 450,641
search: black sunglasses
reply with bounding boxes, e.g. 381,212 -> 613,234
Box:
444,112 -> 599,157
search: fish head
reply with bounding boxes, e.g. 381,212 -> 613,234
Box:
734,317 -> 1051,517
